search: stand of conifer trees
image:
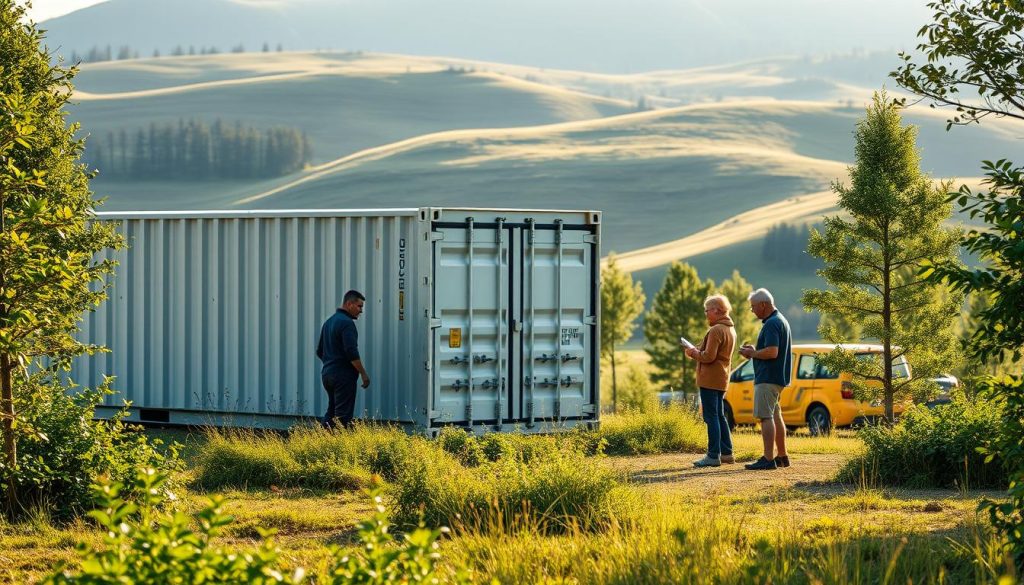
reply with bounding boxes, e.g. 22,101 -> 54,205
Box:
86,119 -> 312,180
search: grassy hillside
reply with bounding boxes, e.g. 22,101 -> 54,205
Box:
228,99 -> 1023,255
69,51 -> 1024,264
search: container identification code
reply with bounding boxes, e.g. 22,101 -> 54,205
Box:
561,327 -> 580,346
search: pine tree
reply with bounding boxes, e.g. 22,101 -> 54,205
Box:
600,254 -> 645,411
643,262 -> 714,393
802,91 -> 962,421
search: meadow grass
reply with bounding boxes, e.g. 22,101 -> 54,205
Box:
447,494 -> 1015,584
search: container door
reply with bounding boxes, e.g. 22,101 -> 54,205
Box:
517,220 -> 597,424
429,219 -> 513,426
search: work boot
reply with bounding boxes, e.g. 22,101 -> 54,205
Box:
720,454 -> 735,464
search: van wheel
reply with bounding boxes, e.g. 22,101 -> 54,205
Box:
724,401 -> 736,431
807,405 -> 832,436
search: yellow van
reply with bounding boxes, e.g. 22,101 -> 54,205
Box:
723,344 -> 909,435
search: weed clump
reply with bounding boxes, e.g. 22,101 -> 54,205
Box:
596,404 -> 705,455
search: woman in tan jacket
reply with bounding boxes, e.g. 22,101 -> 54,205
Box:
684,294 -> 737,468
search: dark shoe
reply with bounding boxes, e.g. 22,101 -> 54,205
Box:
774,455 -> 791,468
744,457 -> 778,470
720,454 -> 735,464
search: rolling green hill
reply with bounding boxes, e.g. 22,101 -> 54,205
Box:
69,51 -> 1024,269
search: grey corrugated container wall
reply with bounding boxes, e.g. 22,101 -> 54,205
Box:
73,207 -> 601,434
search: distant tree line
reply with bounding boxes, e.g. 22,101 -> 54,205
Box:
761,222 -> 823,272
68,42 -> 284,64
85,119 -> 312,180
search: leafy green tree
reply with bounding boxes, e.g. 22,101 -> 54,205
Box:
893,2 -> 1024,568
600,254 -> 645,411
643,261 -> 714,393
716,270 -> 758,360
801,92 -> 962,422
0,0 -> 123,517
818,311 -> 864,343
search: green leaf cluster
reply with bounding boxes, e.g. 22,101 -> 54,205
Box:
46,469 -> 471,584
801,92 -> 963,420
892,0 -> 1024,128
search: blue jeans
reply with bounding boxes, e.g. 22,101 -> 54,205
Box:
700,387 -> 733,459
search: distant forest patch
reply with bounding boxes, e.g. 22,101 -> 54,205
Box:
85,119 -> 312,180
761,222 -> 823,273
69,43 -> 284,63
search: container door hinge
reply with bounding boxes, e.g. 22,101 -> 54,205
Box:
429,318 -> 443,328
584,234 -> 599,244
424,360 -> 431,371
428,231 -> 445,242
584,315 -> 597,326
581,403 -> 597,415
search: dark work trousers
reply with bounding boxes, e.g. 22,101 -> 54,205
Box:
322,372 -> 358,429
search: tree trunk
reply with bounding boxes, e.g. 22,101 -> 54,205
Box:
882,228 -> 895,424
610,342 -> 618,413
0,353 -> 17,518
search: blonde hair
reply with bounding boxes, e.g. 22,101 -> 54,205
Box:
704,294 -> 732,314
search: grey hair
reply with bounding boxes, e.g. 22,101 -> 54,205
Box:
747,288 -> 775,305
704,294 -> 732,314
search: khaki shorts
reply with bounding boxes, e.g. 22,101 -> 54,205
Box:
753,383 -> 783,420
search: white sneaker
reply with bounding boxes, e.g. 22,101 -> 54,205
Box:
693,455 -> 721,468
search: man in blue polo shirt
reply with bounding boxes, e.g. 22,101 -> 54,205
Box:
317,290 -> 371,429
738,288 -> 792,470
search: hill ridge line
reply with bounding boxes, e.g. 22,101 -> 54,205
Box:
232,99 -> 847,206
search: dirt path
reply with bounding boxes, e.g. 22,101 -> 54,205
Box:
608,452 -> 846,496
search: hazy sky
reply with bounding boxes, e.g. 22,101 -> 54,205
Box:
29,0 -> 105,21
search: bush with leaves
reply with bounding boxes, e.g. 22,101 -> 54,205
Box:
11,374 -> 179,522
46,469 -> 470,584
838,396 -> 1005,489
976,375 -> 1024,570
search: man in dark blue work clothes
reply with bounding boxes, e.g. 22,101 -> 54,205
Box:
316,290 -> 370,428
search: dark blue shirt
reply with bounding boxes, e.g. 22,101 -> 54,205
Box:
317,309 -> 360,379
753,309 -> 792,387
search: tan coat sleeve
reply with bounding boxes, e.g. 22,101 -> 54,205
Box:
695,326 -> 723,364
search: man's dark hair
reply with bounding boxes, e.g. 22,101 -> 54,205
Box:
343,290 -> 366,304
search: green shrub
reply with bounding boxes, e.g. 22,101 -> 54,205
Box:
4,377 -> 180,521
45,469 -> 469,584
437,426 -> 485,466
617,365 -> 659,411
838,397 -> 1007,488
596,404 -> 705,455
975,374 -> 1024,571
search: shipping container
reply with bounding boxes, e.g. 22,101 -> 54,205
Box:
72,207 -> 601,434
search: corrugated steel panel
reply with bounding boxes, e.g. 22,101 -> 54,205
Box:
73,208 -> 600,433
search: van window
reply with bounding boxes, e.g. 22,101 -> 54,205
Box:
733,359 -> 754,382
855,352 -> 911,379
893,355 -> 910,379
815,361 -> 840,379
797,355 -> 817,379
